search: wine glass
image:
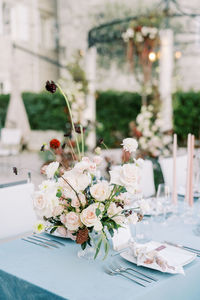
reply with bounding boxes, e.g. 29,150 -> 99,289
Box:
155,184 -> 171,225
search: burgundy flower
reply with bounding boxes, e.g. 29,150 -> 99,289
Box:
97,138 -> 104,146
74,124 -> 86,134
45,80 -> 57,93
50,139 -> 61,149
40,144 -> 45,152
61,142 -> 66,149
13,167 -> 18,175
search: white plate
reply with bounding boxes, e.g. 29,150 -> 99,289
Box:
120,241 -> 196,273
45,228 -> 70,239
178,187 -> 200,199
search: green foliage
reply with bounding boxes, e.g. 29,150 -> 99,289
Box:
22,91 -> 69,131
0,94 -> 10,127
0,90 -> 200,148
96,90 -> 142,148
173,91 -> 200,144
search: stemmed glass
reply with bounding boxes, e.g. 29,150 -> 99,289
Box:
155,184 -> 171,225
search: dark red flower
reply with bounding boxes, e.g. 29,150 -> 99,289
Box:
61,142 -> 66,149
50,139 -> 61,149
45,80 -> 57,93
13,167 -> 18,175
74,124 -> 86,134
40,144 -> 45,152
97,138 -> 104,146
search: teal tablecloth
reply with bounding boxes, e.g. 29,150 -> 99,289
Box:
0,218 -> 200,300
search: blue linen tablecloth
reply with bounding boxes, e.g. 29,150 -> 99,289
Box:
0,218 -> 200,300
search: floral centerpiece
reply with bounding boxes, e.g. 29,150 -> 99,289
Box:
33,81 -> 143,259
130,105 -> 172,158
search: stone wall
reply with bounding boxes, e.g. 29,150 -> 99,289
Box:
58,0 -> 200,92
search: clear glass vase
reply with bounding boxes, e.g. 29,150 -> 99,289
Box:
77,232 -> 102,260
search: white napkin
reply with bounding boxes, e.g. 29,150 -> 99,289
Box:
129,241 -> 185,274
112,225 -> 131,251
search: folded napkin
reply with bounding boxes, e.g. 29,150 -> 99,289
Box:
129,241 -> 185,274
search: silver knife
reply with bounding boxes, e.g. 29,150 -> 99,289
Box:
164,241 -> 200,256
22,238 -> 50,249
28,237 -> 59,249
33,235 -> 65,246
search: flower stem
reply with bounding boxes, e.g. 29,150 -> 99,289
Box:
56,83 -> 81,161
67,138 -> 76,161
80,125 -> 84,157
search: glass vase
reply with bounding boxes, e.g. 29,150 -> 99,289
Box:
77,232 -> 102,260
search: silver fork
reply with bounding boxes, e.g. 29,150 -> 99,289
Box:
27,237 -> 60,249
114,262 -> 158,282
104,267 -> 146,287
110,264 -> 151,283
33,234 -> 65,246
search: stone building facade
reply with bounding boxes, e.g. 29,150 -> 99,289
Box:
0,0 -> 200,94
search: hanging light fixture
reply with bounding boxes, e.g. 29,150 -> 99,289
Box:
148,51 -> 156,62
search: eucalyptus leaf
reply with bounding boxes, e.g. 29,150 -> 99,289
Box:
81,242 -> 87,250
95,208 -> 101,217
108,227 -> 114,238
50,227 -> 57,234
103,239 -> 110,260
94,237 -> 102,259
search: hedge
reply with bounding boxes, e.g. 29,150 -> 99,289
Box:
173,91 -> 200,144
96,90 -> 142,147
0,90 -> 199,148
22,91 -> 69,131
0,94 -> 10,128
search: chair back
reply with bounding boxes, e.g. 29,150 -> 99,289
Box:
111,160 -> 155,197
140,160 -> 155,197
0,183 -> 36,239
1,128 -> 22,145
159,155 -> 187,191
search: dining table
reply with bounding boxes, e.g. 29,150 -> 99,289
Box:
0,211 -> 200,300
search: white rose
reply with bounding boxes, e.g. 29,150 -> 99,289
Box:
134,158 -> 144,168
80,203 -> 104,228
116,192 -> 132,206
110,164 -> 139,194
93,155 -> 103,166
33,192 -> 47,210
62,212 -> 81,231
61,169 -> 91,192
121,138 -> 138,153
34,191 -> 59,219
74,161 -> 89,173
52,205 -> 64,217
107,203 -> 125,225
127,212 -> 138,224
39,180 -> 58,194
45,162 -> 59,179
90,181 -> 111,201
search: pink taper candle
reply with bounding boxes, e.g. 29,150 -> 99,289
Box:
189,135 -> 195,207
185,134 -> 191,204
172,134 -> 177,205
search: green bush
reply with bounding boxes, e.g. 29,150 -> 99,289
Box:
22,91 -> 69,131
96,90 -> 142,147
0,90 -> 200,148
173,91 -> 200,144
0,94 -> 10,127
